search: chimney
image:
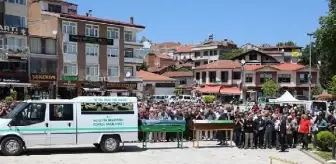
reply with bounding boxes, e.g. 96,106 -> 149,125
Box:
130,16 -> 134,24
88,10 -> 92,17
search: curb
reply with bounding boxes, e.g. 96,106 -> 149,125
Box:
298,149 -> 327,164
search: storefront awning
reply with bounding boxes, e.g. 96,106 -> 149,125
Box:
197,85 -> 221,93
220,87 -> 241,95
0,82 -> 31,87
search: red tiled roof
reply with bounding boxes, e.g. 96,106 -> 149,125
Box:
175,45 -> 193,53
162,71 -> 193,77
271,63 -> 305,71
194,60 -> 241,70
60,14 -> 145,29
197,85 -> 221,93
195,61 -> 308,71
136,70 -> 175,81
156,54 -> 173,60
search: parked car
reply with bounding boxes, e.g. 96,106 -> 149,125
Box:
149,95 -> 176,103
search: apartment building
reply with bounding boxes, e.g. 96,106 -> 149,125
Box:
0,0 -> 29,100
173,45 -> 194,60
260,45 -> 302,63
192,35 -> 237,67
28,0 -> 145,98
194,60 -> 319,102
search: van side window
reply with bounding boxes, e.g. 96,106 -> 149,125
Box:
15,103 -> 46,126
81,102 -> 134,114
49,104 -> 74,121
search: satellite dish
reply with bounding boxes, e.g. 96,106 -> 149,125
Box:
125,72 -> 131,78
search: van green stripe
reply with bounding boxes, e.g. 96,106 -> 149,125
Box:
0,127 -> 138,133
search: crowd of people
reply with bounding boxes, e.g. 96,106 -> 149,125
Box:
138,101 -> 336,152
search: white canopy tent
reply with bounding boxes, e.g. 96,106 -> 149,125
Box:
268,91 -> 308,104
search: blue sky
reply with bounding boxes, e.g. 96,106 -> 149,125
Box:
68,0 -> 328,46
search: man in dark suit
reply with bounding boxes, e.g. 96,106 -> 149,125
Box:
254,114 -> 265,148
279,115 -> 287,152
216,110 -> 228,145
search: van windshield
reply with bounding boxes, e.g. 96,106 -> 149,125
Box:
2,102 -> 27,119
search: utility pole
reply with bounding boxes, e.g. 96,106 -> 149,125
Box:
307,33 -> 313,101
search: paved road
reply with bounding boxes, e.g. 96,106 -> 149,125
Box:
0,141 -> 320,164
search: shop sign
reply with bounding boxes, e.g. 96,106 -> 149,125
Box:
58,81 -> 78,87
0,25 -> 28,36
106,82 -> 137,90
0,72 -> 29,83
62,75 -> 78,81
83,81 -> 102,88
31,74 -> 56,81
155,83 -> 175,88
69,35 -> 113,45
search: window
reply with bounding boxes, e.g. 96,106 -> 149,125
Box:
62,21 -> 77,35
233,72 -> 241,80
124,31 -> 133,42
107,46 -> 118,57
107,27 -> 119,39
86,44 -> 99,56
204,51 -> 208,56
221,71 -> 228,82
30,59 -> 42,73
195,52 -> 200,58
30,37 -> 42,54
63,42 -> 77,54
124,66 -> 133,76
108,66 -> 119,77
86,65 -> 99,76
195,62 -> 201,67
48,3 -> 62,13
6,37 -> 24,50
5,14 -> 25,27
299,73 -> 309,84
195,72 -> 200,80
8,0 -> 26,5
201,72 -> 206,83
124,48 -> 133,58
210,50 -> 213,56
180,79 -> 187,85
63,63 -> 77,75
214,50 -> 217,55
209,71 -> 216,83
260,73 -> 273,83
245,73 -> 253,83
278,74 -> 291,83
0,38 -> 4,49
203,61 -> 208,65
45,60 -> 57,74
81,102 -> 134,114
284,56 -> 291,63
14,103 -> 46,126
45,39 -> 56,54
249,54 -> 257,60
85,24 -> 99,37
49,104 -> 73,121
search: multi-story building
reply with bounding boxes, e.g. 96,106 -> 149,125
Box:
28,0 -> 145,98
173,45 -> 194,61
150,42 -> 181,57
260,45 -> 302,63
0,0 -> 29,100
194,60 -> 319,102
192,35 -> 237,67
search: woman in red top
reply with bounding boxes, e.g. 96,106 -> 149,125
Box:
298,114 -> 311,150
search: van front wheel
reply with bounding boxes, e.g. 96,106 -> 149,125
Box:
1,136 -> 23,156
100,136 -> 120,153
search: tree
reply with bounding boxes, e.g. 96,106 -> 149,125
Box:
276,41 -> 296,46
261,78 -> 279,97
219,48 -> 244,60
298,42 -> 320,66
328,75 -> 336,95
136,62 -> 149,71
312,86 -> 323,96
315,0 -> 336,88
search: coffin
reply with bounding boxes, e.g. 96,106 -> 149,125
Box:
140,120 -> 186,132
190,120 -> 235,130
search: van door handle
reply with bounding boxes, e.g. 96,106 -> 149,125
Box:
68,122 -> 71,127
45,123 -> 48,127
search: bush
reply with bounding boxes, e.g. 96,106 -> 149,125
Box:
203,95 -> 216,104
5,96 -> 13,102
317,131 -> 336,151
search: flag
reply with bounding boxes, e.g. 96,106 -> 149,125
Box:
291,49 -> 300,57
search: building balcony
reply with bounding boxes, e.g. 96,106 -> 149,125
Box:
191,55 -> 219,61
124,39 -> 142,46
123,76 -> 143,82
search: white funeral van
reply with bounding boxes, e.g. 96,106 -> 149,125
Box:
0,96 -> 138,156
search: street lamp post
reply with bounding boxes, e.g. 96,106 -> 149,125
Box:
240,59 -> 246,103
307,33 -> 313,101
